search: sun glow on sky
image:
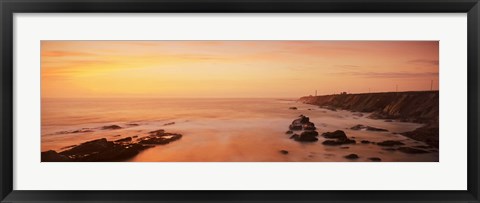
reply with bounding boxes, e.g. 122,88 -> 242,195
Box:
41,41 -> 439,98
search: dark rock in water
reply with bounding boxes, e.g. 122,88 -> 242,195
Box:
382,148 -> 397,151
322,130 -> 347,139
369,157 -> 382,162
285,130 -> 293,134
350,124 -> 388,132
102,125 -> 122,130
149,129 -> 165,136
289,107 -> 298,110
401,123 -> 439,148
291,131 -> 318,142
57,138 -> 151,162
279,150 -> 289,155
126,123 -> 139,126
163,122 -> 175,126
290,134 -> 300,139
301,130 -> 319,137
377,140 -> 405,147
303,122 -> 316,130
413,145 -> 431,149
361,140 -> 371,144
352,113 -> 364,117
322,138 -> 356,146
41,150 -> 71,162
113,135 -> 121,137
344,154 -> 359,160
398,147 -> 429,154
138,133 -> 182,145
289,115 -> 314,131
289,123 -> 303,131
308,108 -> 313,110
340,146 -> 350,149
132,135 -> 138,138
114,137 -> 132,143
293,115 -> 310,124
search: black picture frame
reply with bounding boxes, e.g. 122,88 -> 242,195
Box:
1,0 -> 479,202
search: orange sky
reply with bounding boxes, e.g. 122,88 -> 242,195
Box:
41,41 -> 439,98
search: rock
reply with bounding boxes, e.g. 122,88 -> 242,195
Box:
293,115 -> 310,124
289,107 -> 298,110
41,150 -> 71,162
285,130 -> 293,134
163,122 -> 175,126
126,123 -> 139,126
114,137 -> 132,143
132,135 -> 138,138
413,145 -> 431,149
113,135 -> 121,137
382,148 -> 397,151
369,157 -> 382,162
303,122 -> 316,130
102,125 -> 122,130
350,124 -> 388,132
149,129 -> 165,136
137,133 -> 182,145
301,130 -> 319,137
322,138 -> 356,146
321,130 -> 347,139
340,146 -> 350,149
384,119 -> 393,122
398,147 -> 429,154
377,140 -> 405,147
58,138 -> 151,162
279,150 -> 289,155
289,134 -> 300,139
292,131 -> 318,142
344,154 -> 359,160
289,123 -> 303,131
361,140 -> 371,144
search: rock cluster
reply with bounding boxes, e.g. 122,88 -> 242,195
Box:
41,129 -> 182,162
288,115 -> 319,142
321,130 -> 356,145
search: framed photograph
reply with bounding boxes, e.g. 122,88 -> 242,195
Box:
1,0 -> 479,202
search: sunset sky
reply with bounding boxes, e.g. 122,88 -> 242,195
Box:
41,41 -> 439,98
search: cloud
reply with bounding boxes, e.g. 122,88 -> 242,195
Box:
42,51 -> 95,57
407,59 -> 439,66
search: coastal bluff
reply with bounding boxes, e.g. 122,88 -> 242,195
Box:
299,91 -> 439,147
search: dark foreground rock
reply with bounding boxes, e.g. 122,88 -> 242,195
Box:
288,115 -> 319,142
350,124 -> 388,132
102,125 -> 122,130
401,123 -> 439,148
321,130 -> 356,146
398,147 -> 429,154
279,150 -> 289,155
369,157 -> 382,162
322,130 -> 347,139
344,154 -> 359,160
377,140 -> 405,147
42,129 -> 182,162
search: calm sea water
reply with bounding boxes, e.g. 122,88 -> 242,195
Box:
42,98 -> 438,162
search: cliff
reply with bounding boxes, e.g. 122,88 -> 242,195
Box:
299,91 -> 439,147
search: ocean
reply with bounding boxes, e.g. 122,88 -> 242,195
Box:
41,98 -> 438,162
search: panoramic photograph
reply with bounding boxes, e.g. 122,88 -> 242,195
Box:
41,41 -> 439,162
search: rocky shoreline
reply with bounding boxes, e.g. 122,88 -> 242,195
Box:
285,114 -> 435,161
298,91 -> 439,148
41,127 -> 182,162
